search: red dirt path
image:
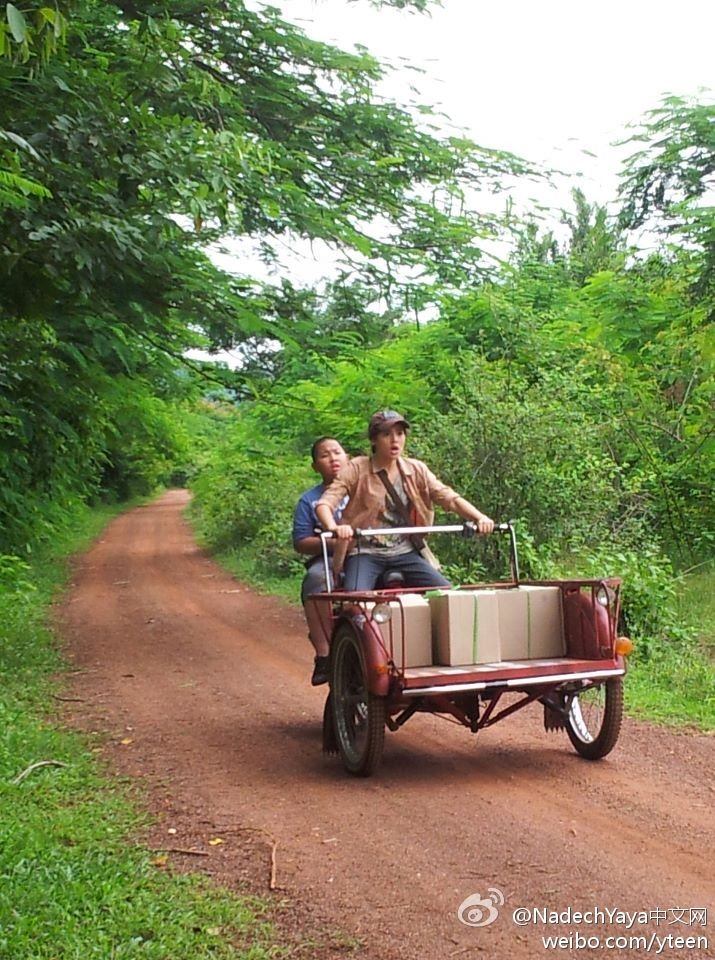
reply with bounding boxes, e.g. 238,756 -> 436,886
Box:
56,491 -> 714,958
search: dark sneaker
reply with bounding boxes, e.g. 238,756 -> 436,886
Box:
311,655 -> 330,686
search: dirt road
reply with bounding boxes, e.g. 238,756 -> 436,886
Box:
57,491 -> 714,959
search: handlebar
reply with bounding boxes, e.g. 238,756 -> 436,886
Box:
332,520 -> 509,538
319,522 -> 519,590
320,522 -> 511,540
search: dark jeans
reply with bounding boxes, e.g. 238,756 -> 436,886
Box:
343,548 -> 451,591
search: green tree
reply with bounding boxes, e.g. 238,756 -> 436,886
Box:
560,188 -> 624,284
511,188 -> 623,288
619,94 -> 715,308
1,1 -> 72,208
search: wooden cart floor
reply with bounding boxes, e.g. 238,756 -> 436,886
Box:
400,656 -> 624,690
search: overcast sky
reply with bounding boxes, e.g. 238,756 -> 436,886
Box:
195,0 -> 714,363
280,0 -> 714,205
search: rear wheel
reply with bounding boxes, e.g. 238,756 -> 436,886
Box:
565,678 -> 623,760
330,621 -> 386,776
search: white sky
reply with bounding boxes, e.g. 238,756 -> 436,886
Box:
242,0 -> 714,262
282,0 -> 713,205
192,0 -> 714,364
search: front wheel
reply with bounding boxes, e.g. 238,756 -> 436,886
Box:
565,678 -> 623,760
330,621 -> 386,776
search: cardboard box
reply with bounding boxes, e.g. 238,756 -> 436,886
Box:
497,586 -> 565,660
523,585 -> 565,658
429,590 -> 501,666
497,588 -> 528,660
367,594 -> 433,669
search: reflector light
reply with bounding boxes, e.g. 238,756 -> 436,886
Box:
615,636 -> 633,656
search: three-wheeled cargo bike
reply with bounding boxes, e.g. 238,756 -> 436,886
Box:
316,523 -> 632,776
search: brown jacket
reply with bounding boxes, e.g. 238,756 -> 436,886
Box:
316,455 -> 461,531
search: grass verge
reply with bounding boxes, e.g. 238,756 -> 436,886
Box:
0,501 -> 278,960
624,569 -> 714,731
624,647 -> 714,731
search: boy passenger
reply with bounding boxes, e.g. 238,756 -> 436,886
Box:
292,437 -> 349,685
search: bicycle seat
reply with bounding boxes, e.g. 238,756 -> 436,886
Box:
377,569 -> 406,589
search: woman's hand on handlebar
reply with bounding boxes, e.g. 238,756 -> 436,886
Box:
474,514 -> 495,535
454,496 -> 495,535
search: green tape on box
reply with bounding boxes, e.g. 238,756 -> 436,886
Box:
526,590 -> 532,657
472,594 -> 478,662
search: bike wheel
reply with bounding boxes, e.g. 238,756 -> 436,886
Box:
330,621 -> 386,776
565,678 -> 623,760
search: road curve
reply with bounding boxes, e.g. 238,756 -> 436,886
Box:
57,490 -> 714,959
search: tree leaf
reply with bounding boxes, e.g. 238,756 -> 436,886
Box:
0,128 -> 40,158
6,3 -> 27,43
53,75 -> 73,94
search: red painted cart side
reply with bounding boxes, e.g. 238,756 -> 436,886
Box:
317,576 -> 624,696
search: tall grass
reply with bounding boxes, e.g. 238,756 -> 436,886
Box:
674,568 -> 715,652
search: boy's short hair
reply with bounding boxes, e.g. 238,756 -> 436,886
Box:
311,436 -> 339,462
